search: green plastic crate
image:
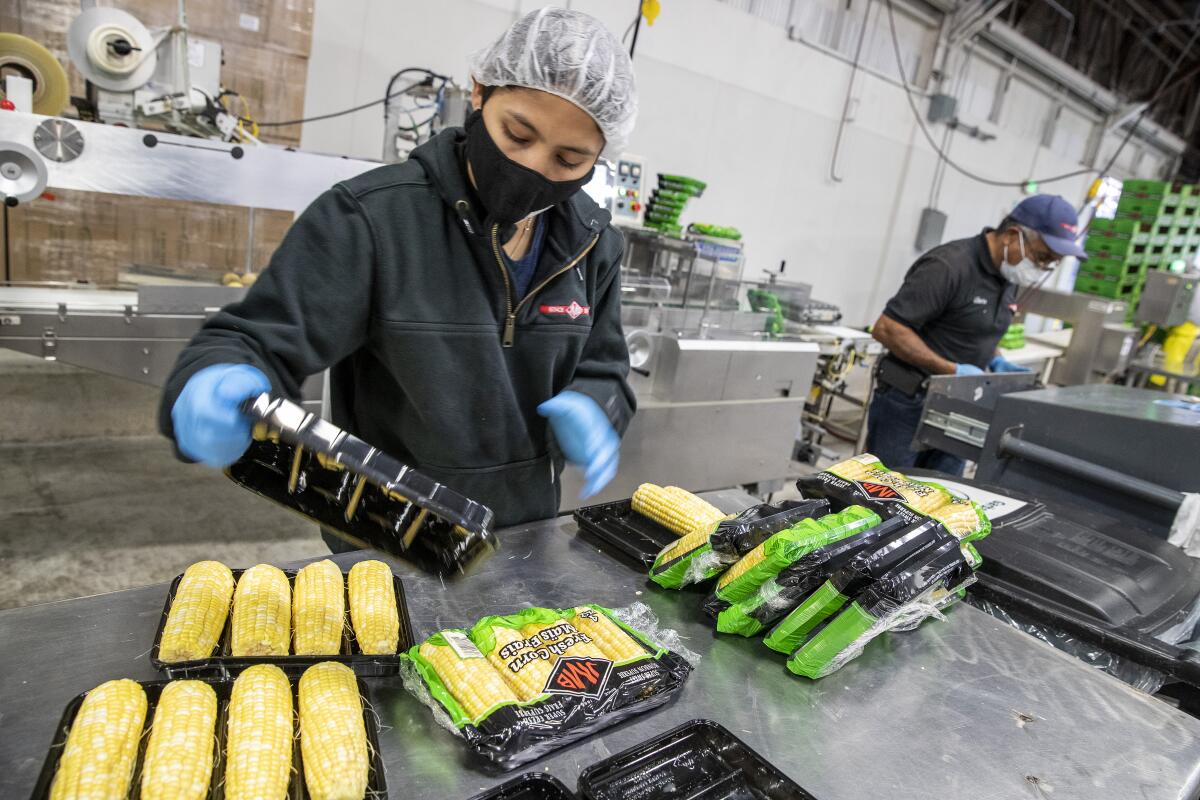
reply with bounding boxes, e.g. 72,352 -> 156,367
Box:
1117,198 -> 1168,220
1079,257 -> 1143,279
1075,273 -> 1142,299
1121,179 -> 1169,198
1085,238 -> 1135,259
1088,217 -> 1141,239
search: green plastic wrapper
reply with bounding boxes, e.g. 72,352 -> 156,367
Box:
762,517 -> 950,653
649,499 -> 830,590
709,506 -> 881,606
785,542 -> 980,679
715,515 -> 909,637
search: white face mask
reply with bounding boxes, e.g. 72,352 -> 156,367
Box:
1000,230 -> 1047,286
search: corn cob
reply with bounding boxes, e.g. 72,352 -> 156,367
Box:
347,560 -> 399,654
418,637 -> 520,720
140,681 -> 218,800
567,607 -> 648,662
231,564 -> 291,657
293,560 -> 345,656
631,483 -> 726,537
225,664 -> 293,800
654,526 -> 713,564
49,679 -> 147,800
487,625 -> 553,701
718,540 -> 766,589
520,619 -> 608,660
159,560 -> 234,662
298,662 -> 368,800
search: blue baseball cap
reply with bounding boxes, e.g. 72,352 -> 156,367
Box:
1008,194 -> 1087,259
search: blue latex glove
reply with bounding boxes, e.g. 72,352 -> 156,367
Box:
537,390 -> 619,500
955,363 -> 984,376
989,354 -> 1033,373
172,363 -> 272,467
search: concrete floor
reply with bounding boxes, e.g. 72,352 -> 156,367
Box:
0,436 -> 329,611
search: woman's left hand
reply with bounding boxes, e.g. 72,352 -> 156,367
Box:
538,391 -> 619,499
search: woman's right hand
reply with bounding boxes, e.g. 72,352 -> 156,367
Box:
171,363 -> 271,467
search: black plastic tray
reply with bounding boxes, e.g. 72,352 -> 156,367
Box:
573,498 -> 677,569
578,719 -> 818,800
470,773 -> 577,799
150,566 -> 416,678
228,393 -> 498,577
30,676 -> 387,799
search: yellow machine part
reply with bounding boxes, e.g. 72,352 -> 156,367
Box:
0,34 -> 70,116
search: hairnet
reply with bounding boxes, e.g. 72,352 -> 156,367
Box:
469,7 -> 638,158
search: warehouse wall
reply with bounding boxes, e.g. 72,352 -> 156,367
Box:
300,0 -> 1172,326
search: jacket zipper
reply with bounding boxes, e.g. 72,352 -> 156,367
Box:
490,224 -> 600,348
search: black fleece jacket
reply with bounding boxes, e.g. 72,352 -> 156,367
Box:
158,128 -> 635,526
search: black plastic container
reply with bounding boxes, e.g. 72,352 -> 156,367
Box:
470,773 -> 577,799
229,393 -> 498,577
150,566 -> 416,678
573,498 -> 678,569
578,720 -> 817,800
31,676 -> 387,799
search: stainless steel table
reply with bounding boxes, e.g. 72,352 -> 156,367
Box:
4,489 -> 1200,799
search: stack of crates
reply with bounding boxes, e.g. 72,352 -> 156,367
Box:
1076,180 -> 1200,316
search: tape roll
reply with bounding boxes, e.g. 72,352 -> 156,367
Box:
0,33 -> 69,116
67,7 -> 157,92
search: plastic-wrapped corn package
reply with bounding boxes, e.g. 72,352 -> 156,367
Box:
649,499 -> 830,589
403,604 -> 692,767
701,506 -> 881,618
785,542 -> 980,679
762,517 -> 952,654
715,516 -> 909,637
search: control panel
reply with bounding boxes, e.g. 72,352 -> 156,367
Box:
612,154 -> 645,226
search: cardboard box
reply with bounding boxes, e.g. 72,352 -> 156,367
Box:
7,189 -> 294,285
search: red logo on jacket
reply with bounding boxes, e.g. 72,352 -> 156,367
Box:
540,301 -> 590,320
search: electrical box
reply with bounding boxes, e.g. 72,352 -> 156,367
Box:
612,154 -> 646,226
582,153 -> 646,226
1135,270 -> 1198,328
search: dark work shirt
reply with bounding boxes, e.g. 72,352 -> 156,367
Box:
882,229 -> 1017,370
504,215 -> 548,299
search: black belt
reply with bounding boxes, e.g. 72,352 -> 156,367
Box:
875,355 -> 929,397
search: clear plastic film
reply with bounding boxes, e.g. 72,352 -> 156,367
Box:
611,601 -> 701,666
787,574 -> 976,680
964,595 -> 1167,694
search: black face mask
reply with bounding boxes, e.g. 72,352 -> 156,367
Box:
464,109 -> 595,228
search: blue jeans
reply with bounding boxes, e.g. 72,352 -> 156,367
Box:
865,383 -> 966,476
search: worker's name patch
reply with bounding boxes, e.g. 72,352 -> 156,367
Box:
544,656 -> 613,698
539,301 -> 591,320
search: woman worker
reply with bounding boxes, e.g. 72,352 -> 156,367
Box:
159,8 -> 638,544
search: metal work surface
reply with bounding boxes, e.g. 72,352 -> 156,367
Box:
3,490 -> 1200,799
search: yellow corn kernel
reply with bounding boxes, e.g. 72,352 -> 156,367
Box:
293,560 -> 345,656
231,564 -> 291,657
419,638 -> 519,720
50,679 -> 147,800
159,560 -> 234,663
487,625 -> 552,701
655,526 -> 713,564
140,681 -> 217,800
298,662 -> 369,800
632,483 -> 726,537
567,607 -> 648,663
718,542 -> 765,589
347,560 -> 399,655
225,664 -> 293,800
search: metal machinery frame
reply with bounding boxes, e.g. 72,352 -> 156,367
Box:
0,111 -> 379,408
